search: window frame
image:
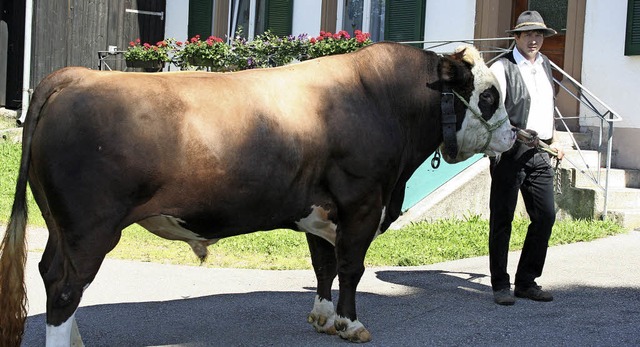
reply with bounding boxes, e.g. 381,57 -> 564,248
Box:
625,0 -> 640,55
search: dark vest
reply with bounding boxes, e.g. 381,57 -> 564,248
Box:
498,51 -> 554,159
500,51 -> 554,130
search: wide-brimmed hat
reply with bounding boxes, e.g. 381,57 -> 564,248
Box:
506,10 -> 557,37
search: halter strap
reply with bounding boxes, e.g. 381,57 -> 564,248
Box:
440,87 -> 458,159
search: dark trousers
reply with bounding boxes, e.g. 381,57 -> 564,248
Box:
489,150 -> 556,291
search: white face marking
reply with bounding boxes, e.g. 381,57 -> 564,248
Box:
443,45 -> 516,163
46,311 -> 82,347
296,205 -> 337,246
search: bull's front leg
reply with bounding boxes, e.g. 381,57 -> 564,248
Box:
332,204 -> 381,343
305,233 -> 338,335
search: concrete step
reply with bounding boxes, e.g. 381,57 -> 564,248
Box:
560,149 -> 601,170
597,187 -> 640,210
606,209 -> 640,230
556,130 -> 592,150
565,167 -> 640,189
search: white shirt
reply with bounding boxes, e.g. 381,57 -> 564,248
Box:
490,48 -> 555,140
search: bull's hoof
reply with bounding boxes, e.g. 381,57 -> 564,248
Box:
335,316 -> 372,343
307,313 -> 337,335
307,295 -> 337,335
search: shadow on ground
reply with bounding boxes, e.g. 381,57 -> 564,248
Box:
23,269 -> 640,346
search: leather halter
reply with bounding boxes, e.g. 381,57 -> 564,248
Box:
440,87 -> 459,160
438,88 -> 510,163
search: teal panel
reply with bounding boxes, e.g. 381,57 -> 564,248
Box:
402,153 -> 483,211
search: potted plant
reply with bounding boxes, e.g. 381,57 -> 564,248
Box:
124,38 -> 173,72
308,30 -> 372,59
175,35 -> 234,71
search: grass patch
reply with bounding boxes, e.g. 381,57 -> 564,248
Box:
104,216 -> 624,270
0,139 -> 627,270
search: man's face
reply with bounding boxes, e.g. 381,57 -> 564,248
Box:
514,30 -> 545,61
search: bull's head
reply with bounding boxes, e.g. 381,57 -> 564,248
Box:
438,45 -> 516,163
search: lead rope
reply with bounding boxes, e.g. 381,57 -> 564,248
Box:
554,157 -> 562,195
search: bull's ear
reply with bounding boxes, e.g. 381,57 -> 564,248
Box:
438,56 -> 472,85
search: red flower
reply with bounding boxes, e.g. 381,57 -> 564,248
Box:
143,43 -> 151,49
135,38 -> 141,44
176,41 -> 183,47
310,37 -> 316,44
129,41 -> 135,47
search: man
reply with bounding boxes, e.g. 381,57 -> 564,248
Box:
488,10 -> 565,306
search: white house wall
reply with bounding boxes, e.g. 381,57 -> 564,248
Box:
582,1 -> 639,169
423,0 -> 475,53
292,0 -> 322,37
582,1 -> 639,128
165,0 -> 189,42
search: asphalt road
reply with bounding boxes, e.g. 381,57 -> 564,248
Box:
20,230 -> 640,346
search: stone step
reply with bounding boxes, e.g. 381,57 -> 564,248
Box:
565,167 -> 640,189
597,187 -> 640,210
555,130 -> 592,150
606,209 -> 640,231
559,149 -> 601,170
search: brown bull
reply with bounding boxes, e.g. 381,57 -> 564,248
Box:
0,42 -> 516,345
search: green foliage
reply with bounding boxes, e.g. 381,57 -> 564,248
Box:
0,142 -> 44,227
307,30 -> 373,58
127,30 -> 374,71
174,35 -> 233,71
123,38 -> 174,62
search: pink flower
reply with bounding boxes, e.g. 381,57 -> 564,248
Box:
129,41 -> 135,47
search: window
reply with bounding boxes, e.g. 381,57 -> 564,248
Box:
337,0 -> 424,43
188,1 -> 293,41
231,0 -> 293,40
188,0 -> 214,39
626,0 -> 640,55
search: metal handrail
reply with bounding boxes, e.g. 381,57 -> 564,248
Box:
405,38 -> 623,219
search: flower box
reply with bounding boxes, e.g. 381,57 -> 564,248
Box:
125,60 -> 165,72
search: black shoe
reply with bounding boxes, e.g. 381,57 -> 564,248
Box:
514,285 -> 553,302
493,288 -> 515,306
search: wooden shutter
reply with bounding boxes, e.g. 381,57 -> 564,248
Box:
265,0 -> 293,36
188,0 -> 213,39
626,0 -> 640,55
384,0 -> 425,44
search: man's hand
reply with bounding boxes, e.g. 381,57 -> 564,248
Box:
516,129 -> 539,148
549,143 -> 564,160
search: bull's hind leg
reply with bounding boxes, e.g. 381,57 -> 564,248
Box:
305,233 -> 338,335
38,221 -> 122,347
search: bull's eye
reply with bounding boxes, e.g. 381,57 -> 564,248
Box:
477,86 -> 500,121
480,91 -> 494,105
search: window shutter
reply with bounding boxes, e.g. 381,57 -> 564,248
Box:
384,0 -> 425,44
265,0 -> 293,36
188,0 -> 213,39
626,0 -> 640,55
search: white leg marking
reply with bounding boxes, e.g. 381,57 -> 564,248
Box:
307,295 -> 337,334
335,315 -> 372,342
296,205 -> 337,245
47,311 -> 84,347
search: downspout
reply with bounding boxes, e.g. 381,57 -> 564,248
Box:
17,0 -> 33,125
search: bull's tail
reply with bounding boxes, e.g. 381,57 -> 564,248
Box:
0,67 -> 86,346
